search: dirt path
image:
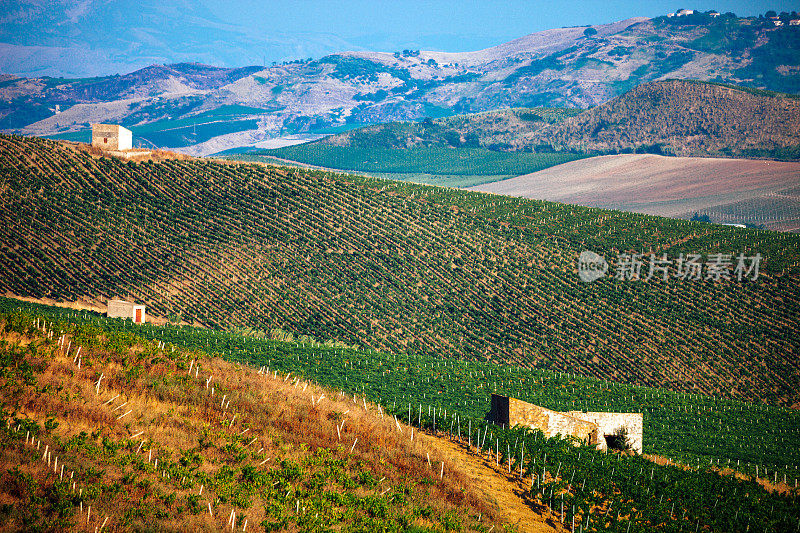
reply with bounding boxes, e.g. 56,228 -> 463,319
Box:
421,433 -> 567,533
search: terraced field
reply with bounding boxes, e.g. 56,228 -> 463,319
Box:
1,134 -> 799,408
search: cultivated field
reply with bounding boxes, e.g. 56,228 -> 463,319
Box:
2,135 -> 800,409
0,310 -> 520,532
470,154 -> 800,231
3,302 -> 799,532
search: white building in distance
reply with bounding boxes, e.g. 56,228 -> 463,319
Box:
92,124 -> 132,151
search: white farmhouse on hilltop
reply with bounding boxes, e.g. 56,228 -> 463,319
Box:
92,124 -> 132,151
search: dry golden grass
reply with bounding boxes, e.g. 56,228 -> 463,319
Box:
0,319 -> 516,532
65,140 -> 195,162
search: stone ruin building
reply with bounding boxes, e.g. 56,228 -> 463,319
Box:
487,394 -> 643,453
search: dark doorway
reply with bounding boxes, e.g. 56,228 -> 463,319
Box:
604,434 -> 626,451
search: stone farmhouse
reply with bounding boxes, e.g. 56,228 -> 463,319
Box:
107,299 -> 146,324
487,394 -> 643,453
92,124 -> 132,151
91,124 -> 151,159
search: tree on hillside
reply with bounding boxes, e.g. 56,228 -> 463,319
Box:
584,27 -> 598,37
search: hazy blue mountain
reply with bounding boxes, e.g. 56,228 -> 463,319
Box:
0,0 -> 365,77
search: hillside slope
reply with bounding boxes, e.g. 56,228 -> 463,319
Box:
530,80 -> 800,157
0,312 -> 521,532
312,80 -> 800,159
4,302 -> 800,532
1,135 -> 799,407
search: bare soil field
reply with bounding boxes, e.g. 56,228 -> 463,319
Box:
469,154 -> 800,231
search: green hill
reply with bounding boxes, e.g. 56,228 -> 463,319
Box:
1,134 -> 799,408
533,80 -> 800,158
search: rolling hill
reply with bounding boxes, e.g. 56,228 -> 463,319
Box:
0,309 -> 521,532
3,11 -> 800,154
309,80 -> 800,159
1,134 -> 799,409
234,80 -> 800,225
3,297 -> 800,531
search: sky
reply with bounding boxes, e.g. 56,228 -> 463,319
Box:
0,0 -> 798,77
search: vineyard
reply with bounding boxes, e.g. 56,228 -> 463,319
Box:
1,134 -> 799,409
3,304 -> 800,532
232,144 -> 589,188
695,193 -> 800,232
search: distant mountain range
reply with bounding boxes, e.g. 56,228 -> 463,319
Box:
2,11 -> 799,154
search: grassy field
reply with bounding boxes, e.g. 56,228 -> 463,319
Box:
3,302 -> 799,531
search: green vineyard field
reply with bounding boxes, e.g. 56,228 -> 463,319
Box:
1,134 -> 799,409
4,302 -> 799,532
234,144 -> 588,186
